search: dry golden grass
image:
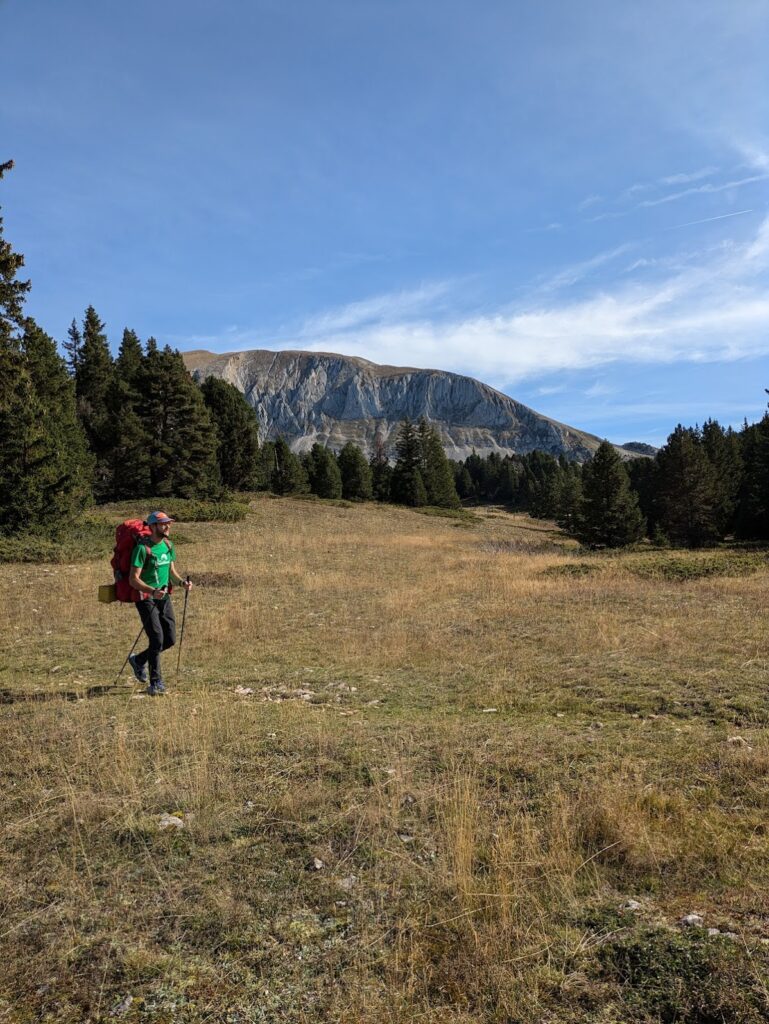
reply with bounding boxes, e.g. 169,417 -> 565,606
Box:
1,496 -> 768,1022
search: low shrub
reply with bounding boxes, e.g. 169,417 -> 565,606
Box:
628,552 -> 764,582
597,925 -> 769,1023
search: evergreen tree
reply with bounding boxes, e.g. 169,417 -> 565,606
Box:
390,418 -> 427,506
0,162 -> 88,535
369,434 -> 392,502
21,319 -> 92,523
576,441 -> 645,547
103,329 -> 152,499
303,442 -> 343,498
337,441 -> 373,501
200,375 -> 261,491
626,456 -> 658,539
454,462 -> 475,500
555,462 -> 582,533
522,450 -> 562,518
701,419 -> 742,538
73,305 -> 114,493
139,342 -> 220,498
417,419 -> 460,508
271,436 -> 309,495
63,318 -> 82,377
255,440 -> 276,491
655,425 -> 719,547
735,414 -> 769,540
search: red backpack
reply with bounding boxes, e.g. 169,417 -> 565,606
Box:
111,519 -> 171,602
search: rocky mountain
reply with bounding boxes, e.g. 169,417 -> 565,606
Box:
183,348 -> 623,462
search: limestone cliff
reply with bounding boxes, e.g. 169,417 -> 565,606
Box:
183,348 -> 615,461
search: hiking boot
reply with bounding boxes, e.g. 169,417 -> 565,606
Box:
148,680 -> 166,696
128,654 -> 147,683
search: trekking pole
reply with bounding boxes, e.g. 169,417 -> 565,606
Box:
113,626 -> 145,687
176,576 -> 191,683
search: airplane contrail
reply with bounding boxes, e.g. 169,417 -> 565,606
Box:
668,209 -> 754,230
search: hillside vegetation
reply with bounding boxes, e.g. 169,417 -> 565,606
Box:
1,497 -> 768,1023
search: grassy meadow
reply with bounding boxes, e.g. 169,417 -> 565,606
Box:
1,496 -> 769,1023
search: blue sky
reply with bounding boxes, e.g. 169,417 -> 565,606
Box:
2,0 -> 769,445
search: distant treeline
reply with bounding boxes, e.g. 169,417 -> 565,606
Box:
451,420 -> 769,548
2,159 -> 769,548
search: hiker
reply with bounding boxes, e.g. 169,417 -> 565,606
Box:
127,511 -> 193,695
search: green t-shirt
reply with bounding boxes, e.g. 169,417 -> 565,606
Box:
131,539 -> 175,592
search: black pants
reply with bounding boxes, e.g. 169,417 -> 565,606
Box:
135,597 -> 176,684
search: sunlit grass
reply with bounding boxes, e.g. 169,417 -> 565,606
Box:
1,496 -> 768,1022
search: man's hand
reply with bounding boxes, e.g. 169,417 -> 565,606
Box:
182,578 -> 193,592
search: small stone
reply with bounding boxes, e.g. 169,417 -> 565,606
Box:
556,712 -> 565,718
590,721 -> 605,730
624,900 -> 642,911
681,913 -> 704,928
338,875 -> 357,891
398,833 -> 415,844
49,665 -> 61,674
244,801 -> 255,812
309,857 -> 325,871
402,793 -> 417,806
158,813 -> 184,830
111,995 -> 134,1016
727,736 -> 752,749
234,686 -> 254,695
481,707 -> 498,713
708,927 -> 721,936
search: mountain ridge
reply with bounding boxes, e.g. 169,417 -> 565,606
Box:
183,347 -> 640,462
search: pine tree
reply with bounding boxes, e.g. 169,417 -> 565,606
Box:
0,162 -> 88,535
576,441 -> 645,548
73,305 -> 114,494
200,375 -> 261,491
337,441 -> 373,501
304,442 -> 343,498
103,329 -> 152,499
63,319 -> 82,377
555,462 -> 582,534
390,418 -> 427,506
417,419 -> 460,508
735,415 -> 769,540
139,343 -> 220,498
701,419 -> 742,539
655,425 -> 719,547
626,456 -> 658,539
271,436 -> 309,495
21,319 -> 92,524
369,433 -> 392,502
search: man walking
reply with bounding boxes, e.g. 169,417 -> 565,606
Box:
128,511 -> 193,695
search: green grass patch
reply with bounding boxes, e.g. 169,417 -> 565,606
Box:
627,551 -> 766,581
543,561 -> 601,578
597,926 -> 769,1023
413,505 -> 477,523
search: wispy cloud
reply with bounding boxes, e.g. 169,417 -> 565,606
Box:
297,282 -> 451,336
184,216 -> 769,387
537,244 -> 632,291
640,173 -> 769,208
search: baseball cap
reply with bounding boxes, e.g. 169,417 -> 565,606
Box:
146,510 -> 175,525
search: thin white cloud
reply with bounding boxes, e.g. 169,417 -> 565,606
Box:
184,216 -> 769,386
284,214 -> 769,383
297,282 -> 451,336
577,194 -> 602,211
640,173 -> 769,208
537,244 -> 632,291
660,166 -> 719,186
